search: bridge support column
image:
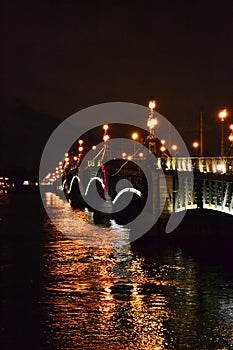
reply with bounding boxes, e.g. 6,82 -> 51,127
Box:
151,173 -> 173,219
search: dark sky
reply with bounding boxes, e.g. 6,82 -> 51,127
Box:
1,0 -> 233,174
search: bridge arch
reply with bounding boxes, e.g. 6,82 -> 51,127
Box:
62,178 -> 67,191
84,176 -> 105,197
68,175 -> 80,193
112,187 -> 142,205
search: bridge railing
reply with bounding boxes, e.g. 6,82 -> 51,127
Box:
156,157 -> 233,174
85,156 -> 233,174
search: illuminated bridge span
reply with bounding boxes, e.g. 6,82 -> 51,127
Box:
85,156 -> 233,175
60,156 -> 233,218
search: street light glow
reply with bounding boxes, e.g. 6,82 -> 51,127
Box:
218,109 -> 229,156
218,109 -> 228,121
148,99 -> 156,110
131,132 -> 138,141
229,134 -> 233,142
171,144 -> 178,151
103,134 -> 110,142
229,124 -> 233,143
193,141 -> 199,149
103,124 -> 109,131
147,118 -> 157,129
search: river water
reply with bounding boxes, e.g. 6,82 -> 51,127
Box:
1,190 -> 233,349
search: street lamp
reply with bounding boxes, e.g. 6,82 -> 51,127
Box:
160,145 -> 166,156
103,124 -> 110,142
192,141 -> 199,157
218,109 -> 228,156
146,98 -> 157,153
228,124 -> 233,155
131,132 -> 138,141
171,144 -> 178,154
147,99 -> 157,135
160,140 -> 166,156
131,132 -> 139,155
103,124 -> 109,132
102,124 -> 110,158
78,139 -> 84,158
148,99 -> 156,110
103,134 -> 110,142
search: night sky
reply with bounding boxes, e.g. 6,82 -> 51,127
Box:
1,0 -> 233,176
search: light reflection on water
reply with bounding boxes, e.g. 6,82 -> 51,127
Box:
44,191 -> 130,249
26,192 -> 229,349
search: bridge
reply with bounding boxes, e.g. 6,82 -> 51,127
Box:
39,102 -> 233,238
46,154 -> 233,220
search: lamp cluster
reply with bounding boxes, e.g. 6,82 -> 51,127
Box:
41,100 -> 233,187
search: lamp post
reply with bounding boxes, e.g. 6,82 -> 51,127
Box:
64,152 -> 69,169
102,124 -> 110,158
218,109 -> 228,156
160,139 -> 166,156
228,124 -> 233,156
160,145 -> 166,156
171,144 -> 178,156
146,99 -> 157,154
103,124 -> 110,143
131,132 -> 138,155
147,99 -> 157,134
78,139 -> 84,158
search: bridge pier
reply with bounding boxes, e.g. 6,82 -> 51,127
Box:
151,172 -> 173,219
